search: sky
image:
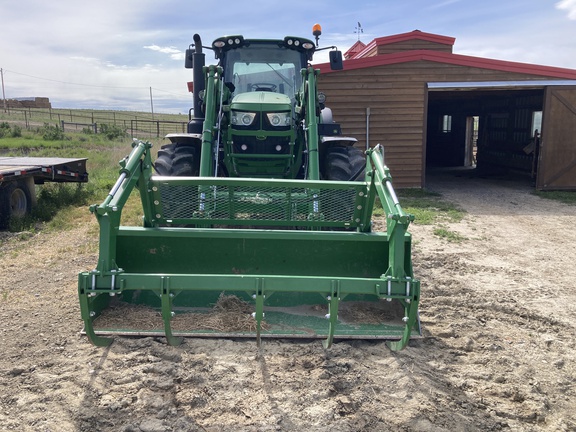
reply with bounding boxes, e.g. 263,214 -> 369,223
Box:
1,0 -> 576,114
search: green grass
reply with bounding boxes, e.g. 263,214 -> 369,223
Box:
372,188 -> 466,241
8,183 -> 92,232
533,190 -> 576,205
396,188 -> 465,225
395,189 -> 466,241
433,226 -> 467,243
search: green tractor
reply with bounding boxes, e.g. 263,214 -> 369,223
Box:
155,29 -> 364,183
78,26 -> 421,350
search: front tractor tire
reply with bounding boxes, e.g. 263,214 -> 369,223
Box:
154,143 -> 200,176
322,146 -> 366,228
323,146 -> 365,181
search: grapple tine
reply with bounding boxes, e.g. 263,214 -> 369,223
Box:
84,321 -> 114,347
322,281 -> 340,349
78,280 -> 113,347
386,297 -> 420,351
161,278 -> 183,346
254,279 -> 265,348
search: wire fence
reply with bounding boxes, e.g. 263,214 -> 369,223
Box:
0,107 -> 189,137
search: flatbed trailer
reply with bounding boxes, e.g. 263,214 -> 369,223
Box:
0,157 -> 88,228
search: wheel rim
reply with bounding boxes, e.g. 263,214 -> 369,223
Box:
10,188 -> 28,217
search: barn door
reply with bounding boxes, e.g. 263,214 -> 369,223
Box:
537,86 -> 576,190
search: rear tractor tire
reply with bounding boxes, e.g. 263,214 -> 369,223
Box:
154,143 -> 200,176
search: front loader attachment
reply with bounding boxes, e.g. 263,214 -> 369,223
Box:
79,141 -> 420,350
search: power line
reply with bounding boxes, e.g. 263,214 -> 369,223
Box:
150,87 -> 188,97
4,68 -> 149,89
4,68 -> 189,98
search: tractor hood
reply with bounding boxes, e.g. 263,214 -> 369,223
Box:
230,92 -> 292,112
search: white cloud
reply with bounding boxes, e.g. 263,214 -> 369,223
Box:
426,0 -> 461,11
557,0 -> 576,19
144,45 -> 180,55
144,45 -> 184,60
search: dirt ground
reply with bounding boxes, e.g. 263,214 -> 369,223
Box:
1,171 -> 575,432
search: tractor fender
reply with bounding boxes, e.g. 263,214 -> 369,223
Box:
321,136 -> 358,146
319,136 -> 359,164
165,133 -> 202,147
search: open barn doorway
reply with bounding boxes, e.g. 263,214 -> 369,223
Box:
425,85 -> 545,186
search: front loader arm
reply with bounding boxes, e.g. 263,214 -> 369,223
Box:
198,65 -> 222,177
302,66 -> 321,180
366,144 -> 420,350
90,140 -> 153,274
366,144 -> 415,279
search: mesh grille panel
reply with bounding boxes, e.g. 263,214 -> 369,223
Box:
156,181 -> 365,227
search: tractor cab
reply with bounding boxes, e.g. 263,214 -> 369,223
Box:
180,28 -> 344,179
211,36 -> 317,178
214,36 -> 313,99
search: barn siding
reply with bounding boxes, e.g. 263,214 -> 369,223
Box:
318,61 -> 570,188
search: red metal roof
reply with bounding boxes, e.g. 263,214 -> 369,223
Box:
318,48 -> 576,80
351,30 -> 455,59
316,30 -> 576,79
375,29 -> 455,47
344,40 -> 367,60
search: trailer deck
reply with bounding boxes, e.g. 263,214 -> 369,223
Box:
0,157 -> 88,183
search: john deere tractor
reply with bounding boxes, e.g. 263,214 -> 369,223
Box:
155,29 -> 364,184
78,26 -> 421,350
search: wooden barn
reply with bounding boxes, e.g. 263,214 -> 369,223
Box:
316,30 -> 576,190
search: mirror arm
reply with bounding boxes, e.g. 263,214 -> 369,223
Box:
315,45 -> 338,52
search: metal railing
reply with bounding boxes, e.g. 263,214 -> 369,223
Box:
130,119 -> 187,137
0,107 -> 188,137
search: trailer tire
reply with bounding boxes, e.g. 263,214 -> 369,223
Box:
322,146 -> 366,227
154,143 -> 200,176
0,180 -> 32,229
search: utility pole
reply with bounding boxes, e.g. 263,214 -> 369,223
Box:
149,86 -> 154,120
1,68 -> 7,112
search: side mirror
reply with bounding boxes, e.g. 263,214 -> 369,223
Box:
329,50 -> 343,71
185,48 -> 194,69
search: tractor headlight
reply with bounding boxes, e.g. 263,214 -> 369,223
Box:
231,111 -> 256,126
266,112 -> 291,127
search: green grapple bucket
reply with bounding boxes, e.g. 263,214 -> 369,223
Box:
78,141 -> 420,350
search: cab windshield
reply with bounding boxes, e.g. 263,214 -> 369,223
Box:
223,44 -> 303,99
